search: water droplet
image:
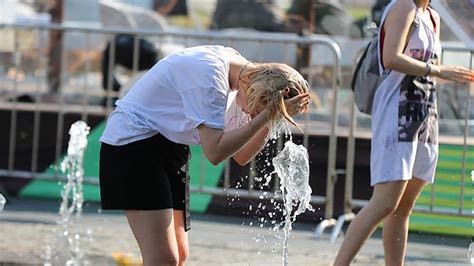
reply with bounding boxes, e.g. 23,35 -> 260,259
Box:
0,194 -> 6,212
468,242 -> 474,264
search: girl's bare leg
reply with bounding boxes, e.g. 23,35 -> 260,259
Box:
173,210 -> 189,266
126,209 -> 180,266
382,178 -> 426,266
333,180 -> 408,266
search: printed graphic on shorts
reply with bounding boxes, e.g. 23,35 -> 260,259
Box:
398,49 -> 438,144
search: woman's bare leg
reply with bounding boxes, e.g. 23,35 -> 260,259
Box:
334,180 -> 409,266
173,210 -> 189,266
125,209 -> 179,266
382,178 -> 426,266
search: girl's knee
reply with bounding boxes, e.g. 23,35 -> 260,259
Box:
378,204 -> 398,218
368,198 -> 399,218
393,200 -> 415,218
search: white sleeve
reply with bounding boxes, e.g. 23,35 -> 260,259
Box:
180,86 -> 227,129
173,48 -> 230,130
224,97 -> 251,131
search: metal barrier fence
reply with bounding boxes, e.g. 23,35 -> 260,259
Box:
320,46 -> 474,242
0,23 -> 343,222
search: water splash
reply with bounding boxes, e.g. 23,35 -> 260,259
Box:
270,120 -> 314,266
469,242 -> 474,265
268,119 -> 292,141
59,121 -> 90,222
0,193 -> 6,212
45,121 -> 90,266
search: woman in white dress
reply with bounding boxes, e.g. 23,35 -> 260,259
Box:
334,0 -> 473,265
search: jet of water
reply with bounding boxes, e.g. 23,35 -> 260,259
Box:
0,193 -> 6,212
46,121 -> 90,266
469,242 -> 474,265
270,120 -> 314,266
59,121 -> 90,222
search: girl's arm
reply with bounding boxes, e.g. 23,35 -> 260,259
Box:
232,125 -> 270,166
383,0 -> 473,82
382,0 -> 428,76
198,108 -> 271,165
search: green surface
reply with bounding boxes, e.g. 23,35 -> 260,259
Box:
411,144 -> 473,237
188,145 -> 224,212
409,213 -> 473,236
19,122 -> 105,202
19,122 -> 224,213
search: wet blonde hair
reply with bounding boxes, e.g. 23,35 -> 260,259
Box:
244,63 -> 309,131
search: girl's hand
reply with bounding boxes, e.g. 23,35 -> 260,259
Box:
284,92 -> 310,116
432,65 -> 474,84
251,89 -> 310,120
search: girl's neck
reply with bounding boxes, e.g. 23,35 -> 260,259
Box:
415,0 -> 430,11
229,60 -> 251,91
236,62 -> 252,93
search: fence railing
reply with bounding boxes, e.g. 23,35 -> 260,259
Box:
1,23 -> 470,242
0,23 -> 343,224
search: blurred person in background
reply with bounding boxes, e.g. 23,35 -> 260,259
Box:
285,0 -> 353,36
285,0 -> 354,72
34,0 -> 64,93
110,0 -> 188,19
101,0 -> 189,106
371,0 -> 391,27
334,0 -> 474,265
101,35 -> 162,106
210,0 -> 286,32
154,0 -> 188,17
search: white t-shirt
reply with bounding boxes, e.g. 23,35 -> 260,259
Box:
100,45 -> 249,146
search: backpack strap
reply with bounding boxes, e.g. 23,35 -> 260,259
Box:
426,7 -> 437,33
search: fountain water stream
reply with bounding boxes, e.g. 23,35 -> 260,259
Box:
268,120 -> 314,266
0,194 -> 5,212
45,121 -> 90,266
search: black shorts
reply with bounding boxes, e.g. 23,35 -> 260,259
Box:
99,133 -> 191,230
